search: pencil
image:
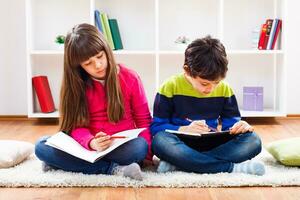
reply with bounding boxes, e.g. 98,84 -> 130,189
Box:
185,118 -> 218,131
110,136 -> 127,139
94,135 -> 127,139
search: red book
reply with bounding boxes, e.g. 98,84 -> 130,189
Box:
271,19 -> 282,50
263,19 -> 273,49
258,24 -> 267,50
32,76 -> 55,113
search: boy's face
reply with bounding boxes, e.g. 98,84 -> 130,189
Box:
80,51 -> 108,80
186,74 -> 222,95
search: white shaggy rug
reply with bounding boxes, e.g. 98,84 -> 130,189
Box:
0,150 -> 299,188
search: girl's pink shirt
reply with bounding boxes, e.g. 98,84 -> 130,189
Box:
70,64 -> 153,160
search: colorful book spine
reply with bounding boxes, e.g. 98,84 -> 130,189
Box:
271,19 -> 282,50
94,10 -> 103,33
32,76 -> 55,113
108,19 -> 123,50
101,13 -> 115,50
263,19 -> 273,50
258,24 -> 267,50
267,19 -> 278,50
100,13 -> 108,41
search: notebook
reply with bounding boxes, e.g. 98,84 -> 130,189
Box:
45,128 -> 145,163
165,129 -> 231,139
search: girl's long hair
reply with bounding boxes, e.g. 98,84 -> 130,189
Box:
59,23 -> 124,133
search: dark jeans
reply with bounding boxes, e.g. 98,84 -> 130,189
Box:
35,136 -> 148,175
152,131 -> 262,174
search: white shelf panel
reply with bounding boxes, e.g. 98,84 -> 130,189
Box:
159,50 -> 284,55
30,50 -> 64,55
228,50 -> 284,55
113,50 -> 155,55
30,50 -> 155,56
241,109 -> 286,117
159,51 -> 184,55
28,111 -> 59,118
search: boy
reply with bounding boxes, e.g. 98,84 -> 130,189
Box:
150,36 -> 265,176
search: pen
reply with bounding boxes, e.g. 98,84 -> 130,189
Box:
94,135 -> 127,139
185,118 -> 218,132
110,136 -> 127,139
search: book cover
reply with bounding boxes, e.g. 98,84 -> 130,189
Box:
45,128 -> 145,163
258,24 -> 267,50
108,19 -> 123,50
100,13 -> 108,41
32,76 -> 55,113
165,129 -> 230,139
267,19 -> 278,50
94,10 -> 103,33
271,19 -> 282,50
263,19 -> 273,50
101,13 -> 115,50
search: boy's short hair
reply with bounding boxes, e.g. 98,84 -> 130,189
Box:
184,36 -> 228,81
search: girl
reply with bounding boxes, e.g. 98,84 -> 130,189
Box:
35,23 -> 152,180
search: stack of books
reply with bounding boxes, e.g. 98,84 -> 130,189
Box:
258,18 -> 282,50
94,10 -> 123,50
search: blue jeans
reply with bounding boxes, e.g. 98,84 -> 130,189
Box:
35,136 -> 148,175
152,131 -> 262,173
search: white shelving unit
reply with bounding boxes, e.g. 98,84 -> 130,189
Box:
26,0 -> 286,118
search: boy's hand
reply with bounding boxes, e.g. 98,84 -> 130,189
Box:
230,120 -> 254,134
89,132 -> 112,151
179,120 -> 210,134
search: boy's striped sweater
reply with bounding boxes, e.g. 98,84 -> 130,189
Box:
150,74 -> 241,136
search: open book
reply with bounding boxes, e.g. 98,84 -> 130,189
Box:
165,129 -> 230,139
45,128 -> 145,163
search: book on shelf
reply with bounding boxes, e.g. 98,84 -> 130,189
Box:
109,19 -> 123,50
258,18 -> 282,50
98,12 -> 108,42
32,76 -> 55,113
45,128 -> 145,163
101,13 -> 115,50
258,23 -> 267,50
271,19 -> 282,50
263,19 -> 273,50
94,10 -> 103,33
267,19 -> 278,50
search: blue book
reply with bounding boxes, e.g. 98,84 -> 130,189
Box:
94,10 -> 103,33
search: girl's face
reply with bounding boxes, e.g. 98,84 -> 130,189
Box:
80,51 -> 108,80
185,74 -> 221,95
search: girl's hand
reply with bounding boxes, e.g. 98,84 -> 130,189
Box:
179,120 -> 210,134
230,120 -> 254,135
89,132 -> 112,151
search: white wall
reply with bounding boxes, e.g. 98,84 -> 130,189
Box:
0,0 -> 27,115
0,0 -> 299,115
285,1 -> 300,114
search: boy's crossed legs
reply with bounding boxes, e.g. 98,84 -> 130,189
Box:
152,131 -> 265,175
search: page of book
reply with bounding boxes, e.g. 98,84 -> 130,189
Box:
165,129 -> 230,138
45,128 -> 145,163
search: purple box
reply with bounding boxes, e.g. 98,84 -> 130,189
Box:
243,87 -> 264,111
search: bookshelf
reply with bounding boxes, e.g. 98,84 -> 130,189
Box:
26,0 -> 286,118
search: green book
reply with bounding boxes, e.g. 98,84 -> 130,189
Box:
109,19 -> 123,50
99,13 -> 108,41
101,13 -> 115,50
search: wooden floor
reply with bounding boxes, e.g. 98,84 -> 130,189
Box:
0,118 -> 300,200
